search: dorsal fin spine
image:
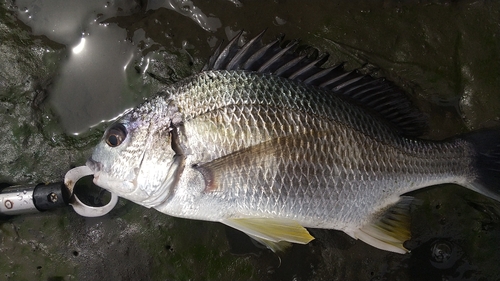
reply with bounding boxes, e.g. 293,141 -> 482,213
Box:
227,30 -> 266,70
242,39 -> 280,70
332,76 -> 365,91
212,33 -> 240,70
257,41 -> 298,72
274,55 -> 308,77
319,71 -> 354,88
288,55 -> 328,80
202,31 -> 428,137
303,66 -> 336,84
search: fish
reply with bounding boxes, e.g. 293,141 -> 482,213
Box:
86,30 -> 500,254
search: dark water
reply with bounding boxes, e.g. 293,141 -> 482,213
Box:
1,1 -> 500,280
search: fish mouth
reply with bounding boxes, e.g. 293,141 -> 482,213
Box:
85,157 -> 136,195
86,157 -> 103,186
86,157 -> 102,173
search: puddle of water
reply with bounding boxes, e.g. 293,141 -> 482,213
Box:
11,0 -> 138,133
10,0 -> 224,134
13,0 -> 137,44
49,22 -> 139,134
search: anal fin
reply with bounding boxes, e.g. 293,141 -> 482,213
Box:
222,218 -> 315,252
353,196 -> 416,254
247,234 -> 292,253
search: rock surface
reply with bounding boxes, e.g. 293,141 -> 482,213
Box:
1,1 -> 499,280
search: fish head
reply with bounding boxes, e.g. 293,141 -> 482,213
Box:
86,98 -> 184,208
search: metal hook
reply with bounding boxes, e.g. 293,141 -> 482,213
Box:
64,166 -> 118,217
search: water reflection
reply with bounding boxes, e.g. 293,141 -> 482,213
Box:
13,0 -> 136,44
429,240 -> 462,270
11,0 -> 223,134
147,0 -> 222,32
49,23 -> 138,133
72,37 -> 86,54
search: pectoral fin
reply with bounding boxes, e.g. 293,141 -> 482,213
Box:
222,218 -> 315,252
195,132 -> 332,192
193,135 -> 294,192
353,196 -> 416,254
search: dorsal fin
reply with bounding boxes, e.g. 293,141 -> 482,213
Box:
203,30 -> 428,137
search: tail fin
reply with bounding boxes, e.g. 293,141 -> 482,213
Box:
463,129 -> 500,201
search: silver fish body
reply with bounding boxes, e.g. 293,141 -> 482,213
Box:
87,32 -> 500,253
155,70 -> 473,221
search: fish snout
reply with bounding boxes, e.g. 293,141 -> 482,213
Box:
86,158 -> 102,173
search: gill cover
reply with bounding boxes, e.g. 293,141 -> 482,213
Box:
88,97 -> 184,208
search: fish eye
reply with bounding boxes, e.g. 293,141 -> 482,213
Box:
105,124 -> 127,147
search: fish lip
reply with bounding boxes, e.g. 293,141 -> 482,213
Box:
86,157 -> 102,173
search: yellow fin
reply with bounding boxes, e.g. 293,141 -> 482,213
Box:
247,234 -> 292,252
354,196 -> 415,254
222,218 -> 314,251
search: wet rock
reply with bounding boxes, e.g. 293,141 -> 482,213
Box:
1,1 -> 500,281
